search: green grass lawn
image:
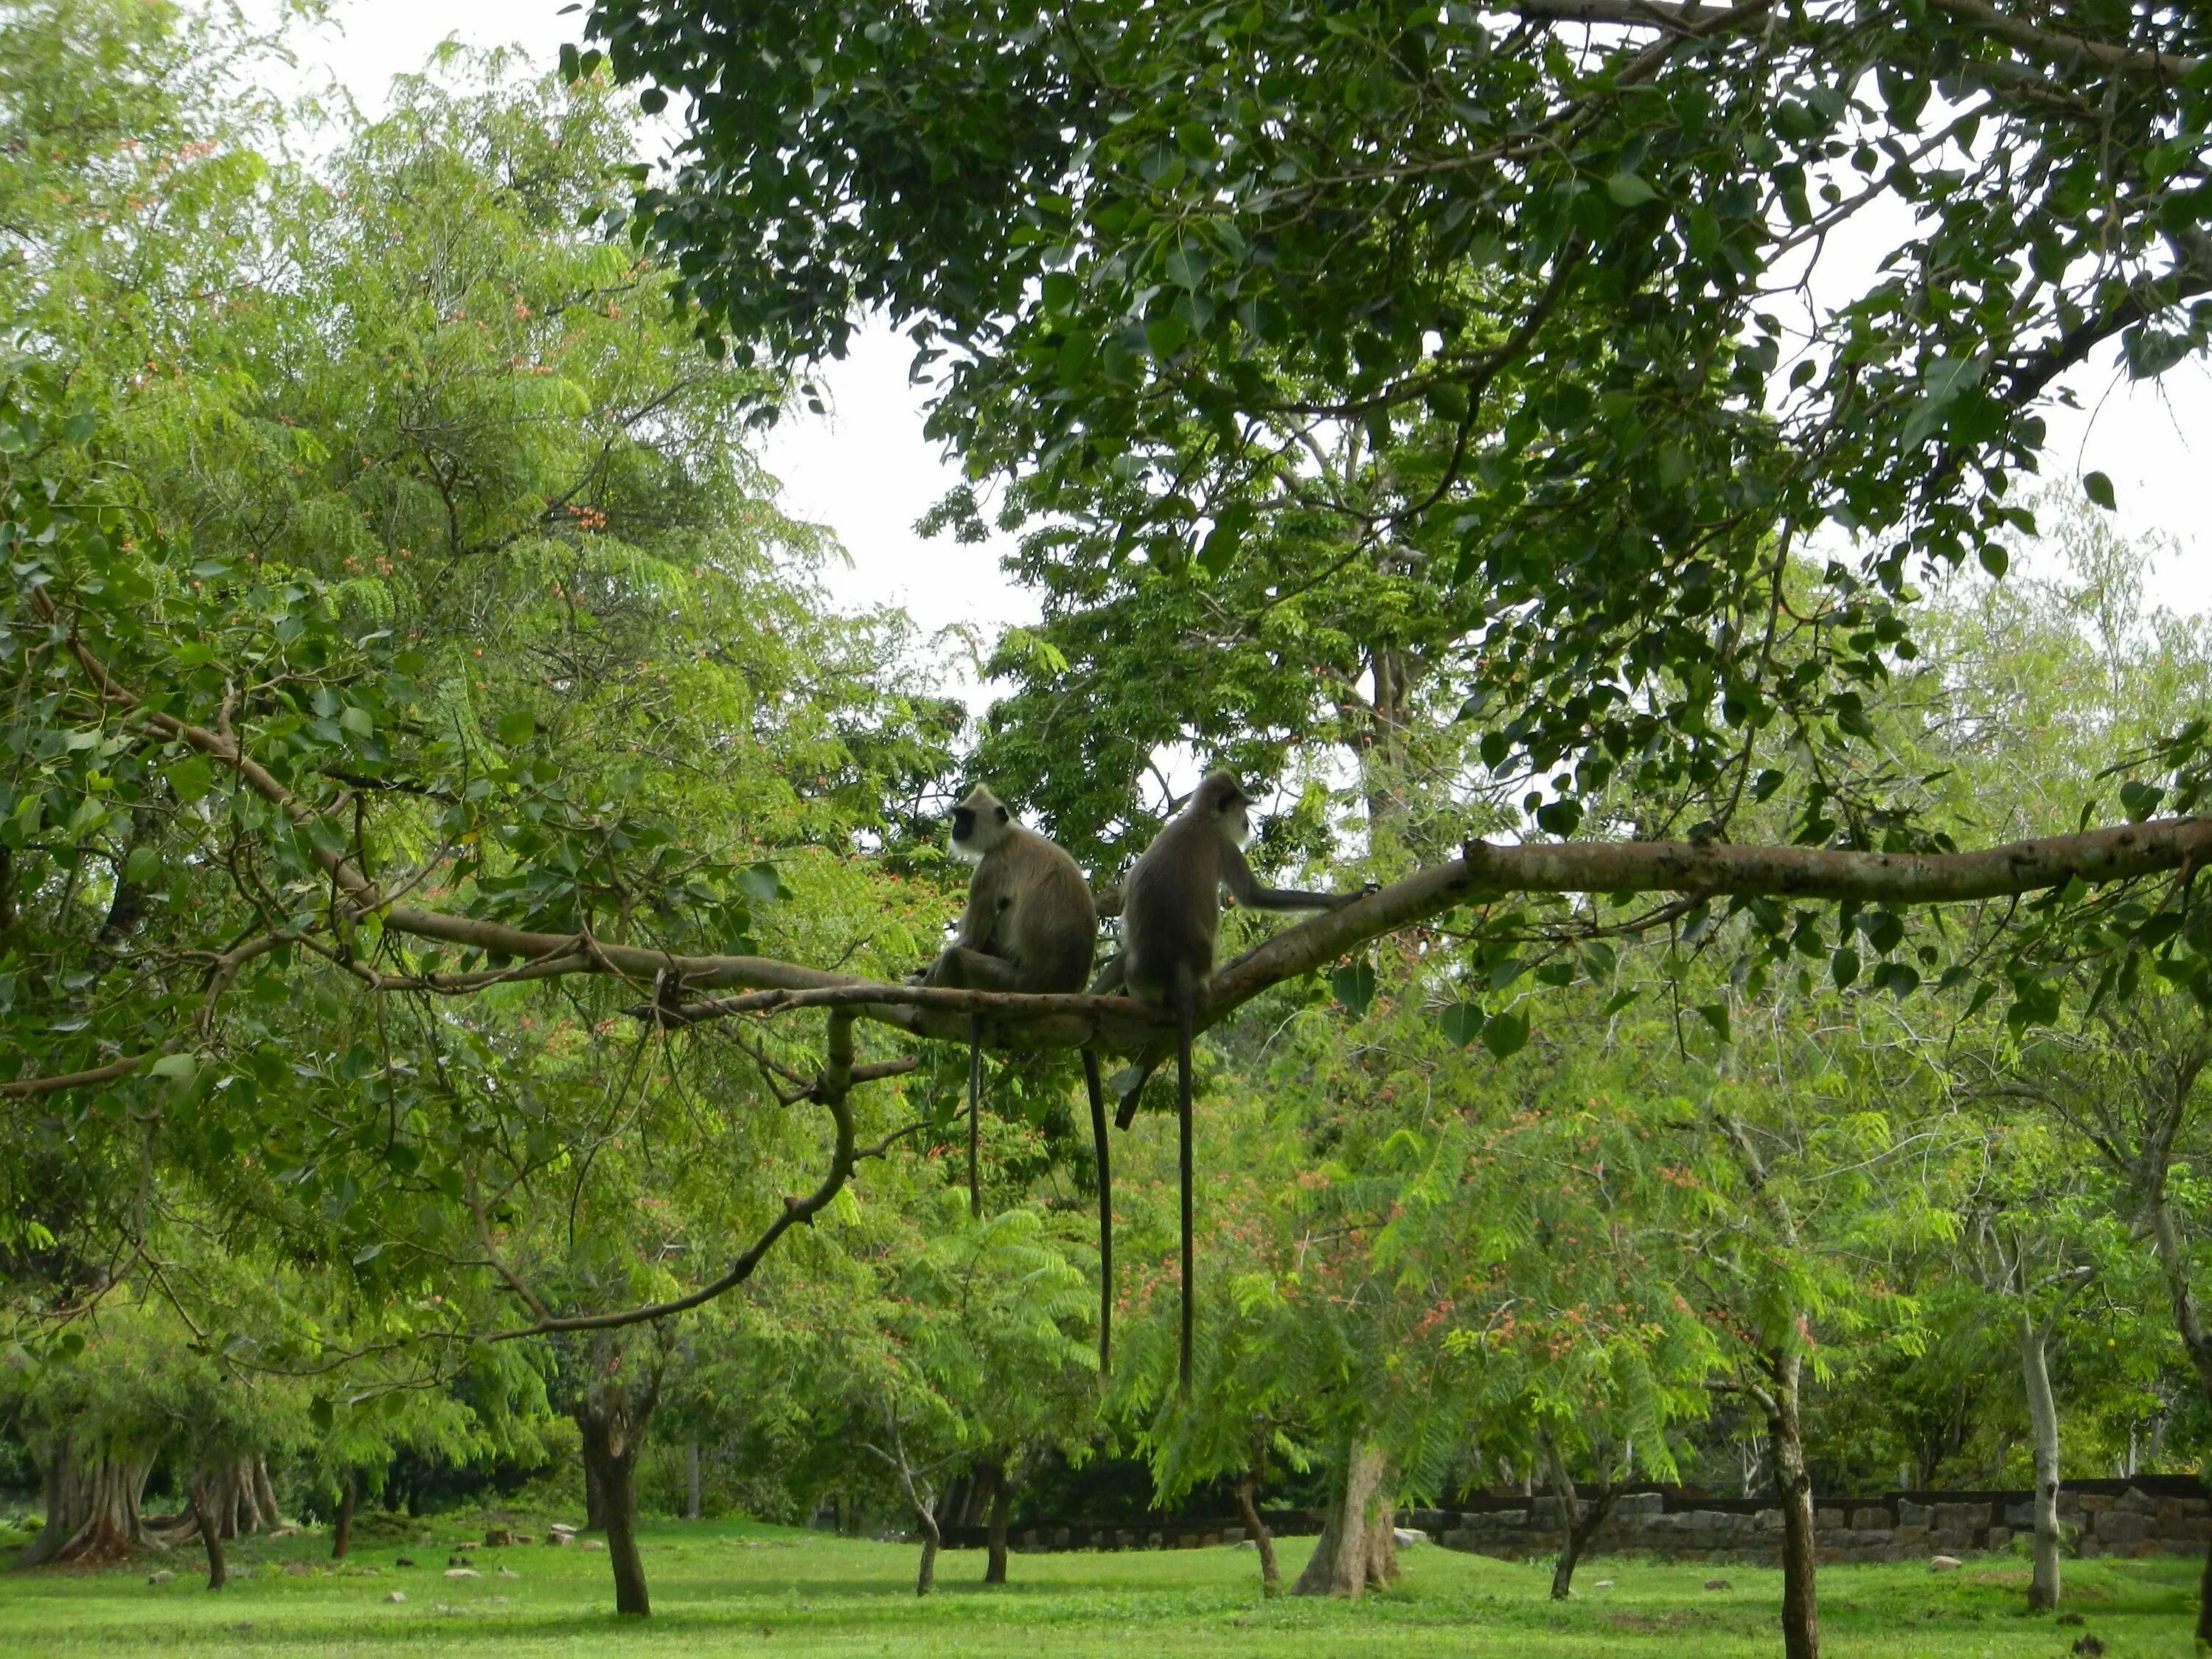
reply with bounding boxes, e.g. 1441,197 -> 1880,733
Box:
0,1513 -> 2195,1658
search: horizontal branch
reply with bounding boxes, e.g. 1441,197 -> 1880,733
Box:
1508,0 -> 2202,80
0,1052 -> 149,1098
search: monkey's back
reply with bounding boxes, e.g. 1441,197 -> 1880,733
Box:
999,827 -> 1098,992
1119,810 -> 1222,1005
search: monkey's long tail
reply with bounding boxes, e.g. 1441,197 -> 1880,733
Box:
1175,970 -> 1195,1397
968,1011 -> 983,1217
1082,1047 -> 1112,1383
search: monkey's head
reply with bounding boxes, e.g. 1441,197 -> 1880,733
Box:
1194,769 -> 1255,848
948,782 -> 1012,863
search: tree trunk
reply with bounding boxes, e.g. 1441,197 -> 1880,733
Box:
1291,1440 -> 1395,1598
908,1488 -> 941,1597
685,1442 -> 701,1521
1542,1435 -> 1617,1601
1763,1350 -> 1819,1659
332,1472 -> 356,1560
2142,1186 -> 2212,1644
983,1460 -> 1012,1585
1234,1472 -> 1279,1594
21,1442 -> 156,1566
576,1383 -> 654,1617
2020,1312 -> 2062,1612
188,1478 -> 225,1590
583,1437 -> 608,1532
252,1459 -> 279,1530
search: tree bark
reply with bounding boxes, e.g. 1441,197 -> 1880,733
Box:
1292,1440 -> 1394,1598
21,1443 -> 156,1566
905,1486 -> 941,1597
1761,1349 -> 1820,1659
332,1471 -> 356,1559
2020,1312 -> 2062,1612
583,1439 -> 608,1533
685,1442 -> 701,1521
576,1381 -> 655,1617
1234,1472 -> 1279,1594
1541,1435 -> 1617,1601
2142,1186 -> 2212,1644
982,1459 -> 1012,1585
188,1478 -> 225,1590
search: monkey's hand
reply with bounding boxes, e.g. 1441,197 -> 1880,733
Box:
1332,882 -> 1382,908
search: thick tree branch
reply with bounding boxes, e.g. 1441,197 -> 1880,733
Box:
1507,0 -> 2202,80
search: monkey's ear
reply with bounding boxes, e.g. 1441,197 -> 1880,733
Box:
995,805 -> 1009,824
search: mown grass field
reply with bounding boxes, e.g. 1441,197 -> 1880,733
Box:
0,1512 -> 2195,1658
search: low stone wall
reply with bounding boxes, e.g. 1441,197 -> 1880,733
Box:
1417,1475 -> 2211,1566
936,1477 -> 2211,1562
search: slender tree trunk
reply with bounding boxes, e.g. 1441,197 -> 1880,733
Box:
332,1472 -> 356,1560
577,1383 -> 654,1617
1542,1435 -> 1617,1601
2143,1186 -> 2212,1644
906,1486 -> 941,1597
188,1478 -> 225,1590
1234,1472 -> 1279,1594
685,1442 -> 701,1521
1292,1440 -> 1394,1598
252,1460 -> 279,1530
982,1459 -> 1013,1585
2020,1312 -> 2062,1612
1761,1349 -> 1819,1659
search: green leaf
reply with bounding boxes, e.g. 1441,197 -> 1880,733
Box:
1480,1009 -> 1529,1058
1831,947 -> 1860,990
310,1394 -> 335,1431
496,710 -> 535,746
165,756 -> 214,804
149,1052 -> 198,1081
2119,778 -> 2164,822
1144,313 -> 1189,359
737,862 -> 784,904
2083,470 -> 2117,511
1198,505 -> 1252,577
1331,960 -> 1377,1016
339,705 -> 374,739
124,846 -> 160,886
1438,1002 -> 1484,1047
1694,1003 -> 1731,1043
1605,172 -> 1658,206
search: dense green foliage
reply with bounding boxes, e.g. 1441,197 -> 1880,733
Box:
7,2 -> 2212,1652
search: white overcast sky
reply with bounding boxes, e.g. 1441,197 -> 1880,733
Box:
276,1 -> 2211,651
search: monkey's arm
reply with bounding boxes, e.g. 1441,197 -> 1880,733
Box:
953,862 -> 1007,953
1220,844 -> 1361,913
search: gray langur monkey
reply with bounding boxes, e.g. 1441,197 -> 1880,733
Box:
917,784 -> 1119,1373
1117,769 -> 1362,1391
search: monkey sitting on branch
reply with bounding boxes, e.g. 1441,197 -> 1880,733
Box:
1115,769 -> 1365,1392
915,784 -> 1119,1371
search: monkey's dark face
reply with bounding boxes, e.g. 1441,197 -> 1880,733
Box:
1195,771 -> 1254,848
949,787 -> 1010,863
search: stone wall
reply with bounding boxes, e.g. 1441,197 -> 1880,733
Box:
1418,1475 -> 2211,1566
935,1476 -> 2210,1562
